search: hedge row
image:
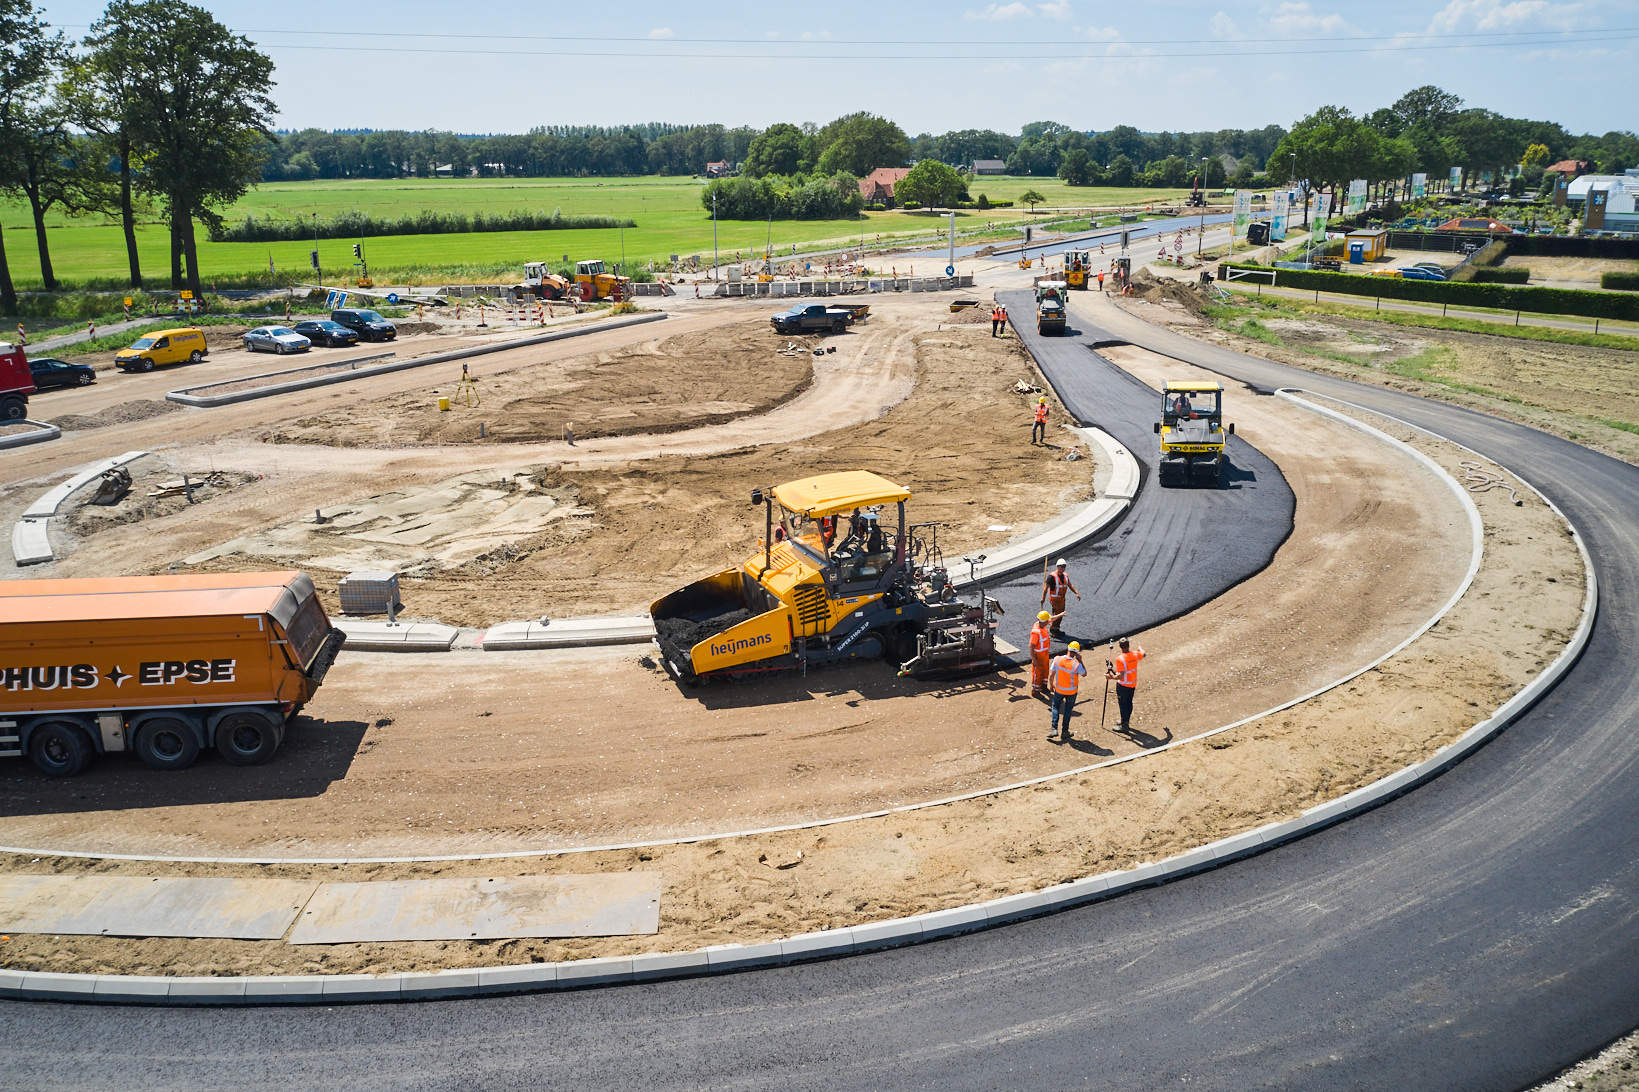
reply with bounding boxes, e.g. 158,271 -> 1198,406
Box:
1224,263 -> 1639,321
214,208 -> 634,243
1602,271 -> 1639,291
1471,267 -> 1530,284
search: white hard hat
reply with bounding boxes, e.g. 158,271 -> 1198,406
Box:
1056,558 -> 1067,566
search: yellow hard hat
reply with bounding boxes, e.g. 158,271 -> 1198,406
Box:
1068,641 -> 1081,651
1038,396 -> 1047,403
1038,610 -> 1050,621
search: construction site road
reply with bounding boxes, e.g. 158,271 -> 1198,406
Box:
0,286 -> 1623,1090
0,283 -> 1617,1089
990,288 -> 1293,649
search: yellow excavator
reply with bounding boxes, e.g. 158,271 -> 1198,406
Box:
650,471 -> 1001,684
573,259 -> 632,302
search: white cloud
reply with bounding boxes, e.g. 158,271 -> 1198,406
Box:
1081,24 -> 1122,41
964,2 -> 1034,19
799,29 -> 833,40
1209,11 -> 1246,39
765,30 -> 780,39
647,27 -> 673,39
1264,2 -> 1361,36
1038,1 -> 1073,18
1427,0 -> 1581,32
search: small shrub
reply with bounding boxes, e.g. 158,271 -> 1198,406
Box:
1602,271 -> 1639,291
976,193 -> 991,210
1472,267 -> 1530,284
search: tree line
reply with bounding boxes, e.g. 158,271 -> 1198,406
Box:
1272,87 -> 1639,216
0,0 -> 274,308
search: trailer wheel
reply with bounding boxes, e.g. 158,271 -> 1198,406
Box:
134,718 -> 200,771
215,710 -> 281,766
28,721 -> 95,778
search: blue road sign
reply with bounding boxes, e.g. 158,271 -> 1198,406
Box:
946,265 -> 956,276
386,292 -> 399,304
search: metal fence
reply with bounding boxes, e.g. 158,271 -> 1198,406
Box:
713,275 -> 975,297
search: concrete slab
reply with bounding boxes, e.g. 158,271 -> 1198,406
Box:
0,420 -> 60,450
287,873 -> 661,944
334,618 -> 458,652
11,519 -> 51,567
0,875 -> 316,939
482,615 -> 657,650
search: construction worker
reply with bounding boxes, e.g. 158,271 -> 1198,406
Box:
997,303 -> 1008,336
1041,559 -> 1080,637
1106,638 -> 1147,732
991,302 -> 1004,337
1029,610 -> 1054,695
1031,396 -> 1049,445
1048,642 -> 1086,742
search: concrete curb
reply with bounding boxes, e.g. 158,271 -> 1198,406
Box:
482,615 -> 656,651
0,420 -> 60,450
952,426 -> 1136,589
164,312 -> 668,408
166,351 -> 398,406
11,450 -> 151,567
333,619 -> 459,653
0,397 -> 1594,1004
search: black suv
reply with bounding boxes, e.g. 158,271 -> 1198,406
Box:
292,319 -> 361,348
27,357 -> 96,390
329,308 -> 397,343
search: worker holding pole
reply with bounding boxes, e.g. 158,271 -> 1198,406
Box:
1031,396 -> 1049,445
1106,638 -> 1146,733
1029,610 -> 1054,695
1048,642 -> 1086,743
1041,559 -> 1079,638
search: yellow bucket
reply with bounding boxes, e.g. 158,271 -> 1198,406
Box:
437,396 -> 450,412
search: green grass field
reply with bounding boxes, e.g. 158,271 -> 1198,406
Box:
0,176 -> 1193,290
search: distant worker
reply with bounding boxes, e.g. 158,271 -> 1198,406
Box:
1096,271 -> 1105,292
991,303 -> 1005,337
998,304 -> 1008,337
1041,559 -> 1080,637
1031,396 -> 1049,445
1029,610 -> 1054,695
1048,642 -> 1087,742
1106,638 -> 1147,733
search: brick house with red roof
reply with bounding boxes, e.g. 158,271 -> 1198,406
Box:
859,167 -> 912,206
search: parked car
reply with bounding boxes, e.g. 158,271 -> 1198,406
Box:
290,319 -> 359,348
243,326 -> 312,355
330,308 -> 397,342
769,303 -> 855,335
1408,261 -> 1448,273
1398,266 -> 1446,281
115,327 -> 207,372
26,357 -> 96,390
1371,269 -> 1404,278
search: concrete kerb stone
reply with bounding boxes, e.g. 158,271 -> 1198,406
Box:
333,619 -> 459,653
165,350 -> 397,404
164,312 -> 668,408
12,450 -> 151,567
0,420 -> 60,450
2,396 -> 1598,1007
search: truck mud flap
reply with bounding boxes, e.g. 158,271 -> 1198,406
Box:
306,628 -> 347,685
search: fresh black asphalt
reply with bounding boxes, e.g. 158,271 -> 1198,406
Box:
3,292 -> 1637,1091
985,288 -> 1293,654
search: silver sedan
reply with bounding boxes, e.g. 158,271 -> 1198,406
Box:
243,325 -> 312,354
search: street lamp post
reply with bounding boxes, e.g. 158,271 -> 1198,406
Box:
712,191 -> 718,282
1197,157 -> 1208,256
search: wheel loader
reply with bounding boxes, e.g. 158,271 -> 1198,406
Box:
650,471 -> 1001,684
1153,380 -> 1234,487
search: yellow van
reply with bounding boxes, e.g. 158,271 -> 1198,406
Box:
114,328 -> 208,372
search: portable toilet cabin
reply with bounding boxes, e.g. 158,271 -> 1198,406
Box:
1345,228 -> 1388,264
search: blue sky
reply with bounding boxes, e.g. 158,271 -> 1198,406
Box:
40,0 -> 1639,136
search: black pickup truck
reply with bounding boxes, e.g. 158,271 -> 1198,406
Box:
770,304 -> 856,335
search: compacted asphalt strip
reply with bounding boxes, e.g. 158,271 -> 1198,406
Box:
2,295 -> 1637,1091
986,288 -> 1293,652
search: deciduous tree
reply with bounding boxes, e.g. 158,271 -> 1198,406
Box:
0,0 -> 63,309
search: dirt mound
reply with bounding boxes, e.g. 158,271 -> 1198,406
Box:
393,321 -> 441,336
48,399 -> 183,432
264,319 -> 815,447
945,300 -> 997,325
1132,272 -> 1215,320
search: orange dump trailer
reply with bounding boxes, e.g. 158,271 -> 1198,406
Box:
0,571 -> 344,777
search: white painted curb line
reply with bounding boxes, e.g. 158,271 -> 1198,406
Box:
164,312 -> 668,408
0,396 -> 1596,1005
482,615 -> 656,651
10,451 -> 150,567
333,619 -> 459,652
0,420 -> 60,450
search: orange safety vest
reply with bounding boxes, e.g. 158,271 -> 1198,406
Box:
1034,403 -> 1048,424
1113,649 -> 1144,687
1050,654 -> 1084,695
1045,570 -> 1069,597
991,306 -> 1003,322
1030,622 -> 1052,655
